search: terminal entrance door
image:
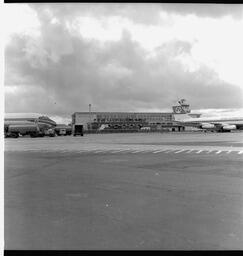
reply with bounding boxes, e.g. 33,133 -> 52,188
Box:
73,125 -> 84,136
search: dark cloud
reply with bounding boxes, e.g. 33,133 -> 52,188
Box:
4,5 -> 243,117
30,3 -> 162,25
29,3 -> 243,26
161,3 -> 243,19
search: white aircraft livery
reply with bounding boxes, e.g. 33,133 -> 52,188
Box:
4,113 -> 56,138
173,100 -> 243,132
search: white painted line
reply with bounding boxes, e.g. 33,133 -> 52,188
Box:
93,150 -> 104,153
165,150 -> 173,153
138,149 -> 149,153
153,149 -> 167,153
60,150 -> 68,152
110,151 -> 121,154
130,150 -> 145,153
131,150 -> 141,153
174,149 -> 184,154
117,149 -> 130,153
238,151 -> 243,154
215,150 -> 222,154
142,150 -> 153,153
196,150 -> 203,154
78,150 -> 86,153
110,149 -> 130,153
84,150 -> 95,153
186,149 -> 194,153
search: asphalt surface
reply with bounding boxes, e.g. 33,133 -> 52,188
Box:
4,132 -> 243,250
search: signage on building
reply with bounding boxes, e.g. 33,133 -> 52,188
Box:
172,99 -> 191,114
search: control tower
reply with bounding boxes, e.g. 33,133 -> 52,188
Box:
172,99 -> 191,114
172,99 -> 201,118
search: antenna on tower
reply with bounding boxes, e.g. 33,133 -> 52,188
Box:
88,104 -> 92,130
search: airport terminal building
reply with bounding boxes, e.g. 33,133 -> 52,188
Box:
72,111 -> 179,132
71,100 -> 199,133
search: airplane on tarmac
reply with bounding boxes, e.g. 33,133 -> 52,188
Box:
4,113 -> 56,138
173,99 -> 243,132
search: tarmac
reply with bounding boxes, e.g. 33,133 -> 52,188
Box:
4,131 -> 243,249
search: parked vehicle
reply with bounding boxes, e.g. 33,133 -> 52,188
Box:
55,124 -> 72,136
4,113 -> 56,138
44,128 -> 56,137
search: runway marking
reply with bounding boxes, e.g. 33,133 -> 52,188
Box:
93,150 -> 105,153
164,150 -> 173,153
75,148 -> 238,155
130,149 -> 148,153
113,149 -> 128,152
6,141 -> 243,157
139,149 -> 150,153
186,149 -> 194,153
153,149 -> 167,153
110,149 -> 131,153
60,150 -> 69,152
174,149 -> 185,154
109,150 -> 123,154
78,150 -> 87,153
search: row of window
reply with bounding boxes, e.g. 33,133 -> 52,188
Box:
92,122 -> 173,127
95,117 -> 172,122
89,123 -> 175,130
73,113 -> 173,124
96,115 -> 172,119
96,118 -> 146,122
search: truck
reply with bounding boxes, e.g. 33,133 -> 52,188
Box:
5,124 -> 44,138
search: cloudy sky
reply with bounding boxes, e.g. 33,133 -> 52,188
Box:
3,3 -> 243,123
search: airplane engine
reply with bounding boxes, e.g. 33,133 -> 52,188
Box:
201,123 -> 215,129
222,125 -> 236,130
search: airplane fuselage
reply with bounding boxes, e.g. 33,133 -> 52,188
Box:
178,116 -> 243,132
4,113 -> 56,137
172,99 -> 243,132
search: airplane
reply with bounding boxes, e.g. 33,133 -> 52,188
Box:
4,113 -> 56,138
172,100 -> 243,132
